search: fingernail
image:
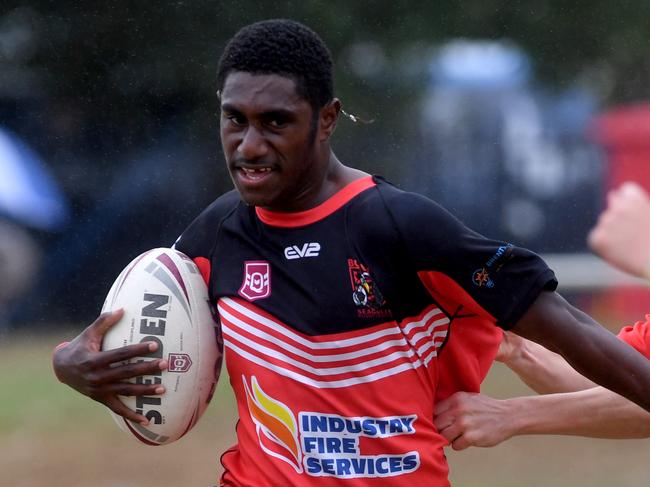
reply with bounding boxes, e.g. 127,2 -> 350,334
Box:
140,419 -> 149,426
158,360 -> 168,370
155,386 -> 165,394
148,342 -> 158,352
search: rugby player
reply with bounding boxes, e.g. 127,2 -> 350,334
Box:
53,20 -> 650,486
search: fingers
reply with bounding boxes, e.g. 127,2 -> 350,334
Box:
98,381 -> 165,397
435,409 -> 476,450
434,396 -> 453,416
97,358 -> 168,383
450,435 -> 472,451
94,341 -> 161,368
104,396 -> 150,425
433,408 -> 452,431
89,309 -> 125,336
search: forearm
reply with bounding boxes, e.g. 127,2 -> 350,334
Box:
502,338 -> 595,394
508,387 -> 650,439
513,291 -> 650,412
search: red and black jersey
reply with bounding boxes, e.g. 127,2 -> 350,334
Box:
175,175 -> 557,486
617,316 -> 650,359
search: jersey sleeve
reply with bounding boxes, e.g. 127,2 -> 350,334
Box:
173,189 -> 240,285
380,187 -> 557,330
374,183 -> 557,401
617,316 -> 650,359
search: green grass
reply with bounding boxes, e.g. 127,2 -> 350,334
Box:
0,334 -> 236,434
2,334 -> 649,487
0,336 -> 95,434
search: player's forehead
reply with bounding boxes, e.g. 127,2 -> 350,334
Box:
220,71 -> 309,113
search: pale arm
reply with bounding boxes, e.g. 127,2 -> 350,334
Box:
497,331 -> 595,394
510,290 -> 650,412
434,387 -> 650,450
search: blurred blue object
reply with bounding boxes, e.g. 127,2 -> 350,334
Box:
412,39 -> 603,253
0,127 -> 69,231
429,40 -> 531,89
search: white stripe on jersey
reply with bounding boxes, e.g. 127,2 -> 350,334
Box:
218,297 -> 451,388
219,305 -> 412,363
223,338 -> 424,389
221,297 -> 401,348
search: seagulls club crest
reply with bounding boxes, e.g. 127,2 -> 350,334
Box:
347,259 -> 391,319
239,261 -> 271,301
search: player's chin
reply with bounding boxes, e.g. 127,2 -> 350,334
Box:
236,186 -> 276,208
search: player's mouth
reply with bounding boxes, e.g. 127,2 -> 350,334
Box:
239,166 -> 273,181
233,165 -> 278,190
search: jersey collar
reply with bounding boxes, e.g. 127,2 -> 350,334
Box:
255,176 -> 376,228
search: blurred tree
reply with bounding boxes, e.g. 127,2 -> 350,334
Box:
2,0 -> 649,326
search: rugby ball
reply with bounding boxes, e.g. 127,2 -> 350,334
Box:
101,248 -> 222,445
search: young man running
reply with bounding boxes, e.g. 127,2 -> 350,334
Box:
53,20 -> 650,486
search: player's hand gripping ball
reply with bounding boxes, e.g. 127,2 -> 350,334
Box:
101,248 -> 223,445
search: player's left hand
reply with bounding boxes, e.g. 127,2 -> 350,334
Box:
434,392 -> 516,450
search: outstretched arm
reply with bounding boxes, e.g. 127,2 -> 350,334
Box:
434,387 -> 650,450
52,309 -> 168,424
510,290 -> 650,412
496,331 -> 595,394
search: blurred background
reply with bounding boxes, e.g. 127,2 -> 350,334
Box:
1,1 -> 649,486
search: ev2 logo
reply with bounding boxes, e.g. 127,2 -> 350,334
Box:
284,242 -> 321,260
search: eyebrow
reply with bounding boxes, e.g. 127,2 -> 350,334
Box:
221,104 -> 296,119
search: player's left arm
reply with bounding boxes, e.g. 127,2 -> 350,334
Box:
510,290 -> 650,412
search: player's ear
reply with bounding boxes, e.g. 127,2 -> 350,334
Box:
318,98 -> 341,141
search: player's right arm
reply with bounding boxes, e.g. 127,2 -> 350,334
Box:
54,192 -> 237,424
496,331 -> 595,394
52,309 -> 168,425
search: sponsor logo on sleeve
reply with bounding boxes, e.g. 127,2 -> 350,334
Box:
472,268 -> 493,288
472,244 -> 514,288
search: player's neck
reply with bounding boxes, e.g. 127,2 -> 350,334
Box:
320,154 -> 369,201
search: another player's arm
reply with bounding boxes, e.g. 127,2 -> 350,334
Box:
510,290 -> 650,412
52,310 -> 168,425
497,331 -> 595,394
435,386 -> 650,450
587,181 -> 650,278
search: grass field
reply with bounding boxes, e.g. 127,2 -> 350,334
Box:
1,332 -> 649,487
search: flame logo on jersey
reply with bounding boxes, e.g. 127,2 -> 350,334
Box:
243,375 -> 303,473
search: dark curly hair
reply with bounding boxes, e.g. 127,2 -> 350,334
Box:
217,19 -> 334,113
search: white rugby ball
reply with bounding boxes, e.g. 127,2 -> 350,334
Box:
101,247 -> 222,446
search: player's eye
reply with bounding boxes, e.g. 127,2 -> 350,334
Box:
264,114 -> 289,129
224,112 -> 246,126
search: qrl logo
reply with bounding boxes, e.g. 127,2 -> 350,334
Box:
239,261 -> 271,301
168,353 -> 192,373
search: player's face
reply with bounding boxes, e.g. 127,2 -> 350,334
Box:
220,71 -> 328,211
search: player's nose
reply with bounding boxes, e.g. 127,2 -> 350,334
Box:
238,126 -> 269,160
